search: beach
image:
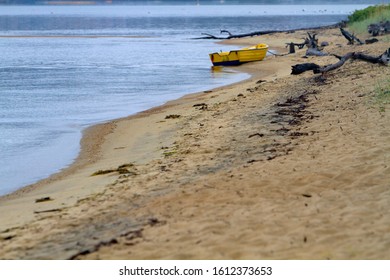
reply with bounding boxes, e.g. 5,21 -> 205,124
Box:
0,27 -> 389,259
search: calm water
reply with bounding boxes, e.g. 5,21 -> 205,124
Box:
0,4 -> 368,195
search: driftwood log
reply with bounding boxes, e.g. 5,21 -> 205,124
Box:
305,32 -> 319,49
368,21 -> 390,36
291,48 -> 390,75
298,32 -> 328,56
290,63 -> 320,75
365,38 -> 379,44
306,48 -> 328,57
313,52 -> 354,74
286,33 -> 330,56
340,28 -> 364,45
194,29 -> 281,40
193,23 -> 341,40
285,42 -> 306,53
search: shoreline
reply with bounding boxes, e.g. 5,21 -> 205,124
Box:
0,21 -> 325,199
1,65 -> 253,199
0,36 -> 284,232
0,60 -> 250,200
0,74 -> 250,201
1,27 -> 389,259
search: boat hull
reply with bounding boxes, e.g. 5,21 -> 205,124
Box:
209,44 -> 268,66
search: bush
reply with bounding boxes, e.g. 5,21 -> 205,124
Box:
348,4 -> 390,24
348,4 -> 390,35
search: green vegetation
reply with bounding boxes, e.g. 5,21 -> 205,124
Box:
348,5 -> 390,23
348,4 -> 390,34
374,78 -> 390,112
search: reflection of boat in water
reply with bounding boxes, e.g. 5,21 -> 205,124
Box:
209,43 -> 268,66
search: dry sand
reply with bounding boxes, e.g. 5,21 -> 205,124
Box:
0,28 -> 389,259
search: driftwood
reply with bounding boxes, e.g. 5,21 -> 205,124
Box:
313,52 -> 354,74
340,28 -> 364,45
365,38 -> 379,44
353,49 -> 390,65
291,48 -> 390,75
305,32 -> 319,49
304,32 -> 328,56
306,48 -> 328,56
194,29 -> 281,40
285,32 -> 328,55
193,23 -> 341,40
285,41 -> 306,53
368,21 -> 390,36
291,63 -> 320,75
220,29 -> 281,38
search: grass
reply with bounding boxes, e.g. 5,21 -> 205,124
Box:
374,78 -> 390,112
383,34 -> 390,42
348,4 -> 390,35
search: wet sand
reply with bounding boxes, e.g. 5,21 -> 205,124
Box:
0,27 -> 389,259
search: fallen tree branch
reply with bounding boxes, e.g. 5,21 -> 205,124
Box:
192,23 -> 341,40
353,48 -> 390,65
340,27 -> 364,45
221,29 -> 282,38
291,63 -> 320,75
306,32 -> 319,49
291,48 -> 390,75
368,21 -> 390,36
304,32 -> 329,56
285,33 -> 327,55
194,29 -> 281,40
365,38 -> 379,44
306,48 -> 328,56
286,42 -> 306,53
313,52 -> 354,73
198,32 -> 222,39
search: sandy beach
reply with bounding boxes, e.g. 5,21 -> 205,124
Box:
0,27 -> 389,259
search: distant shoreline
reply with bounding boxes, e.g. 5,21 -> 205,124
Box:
0,35 -> 151,38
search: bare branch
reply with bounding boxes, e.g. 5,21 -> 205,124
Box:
340,28 -> 364,45
291,48 -> 389,76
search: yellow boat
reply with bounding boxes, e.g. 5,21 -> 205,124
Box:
209,43 -> 268,66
